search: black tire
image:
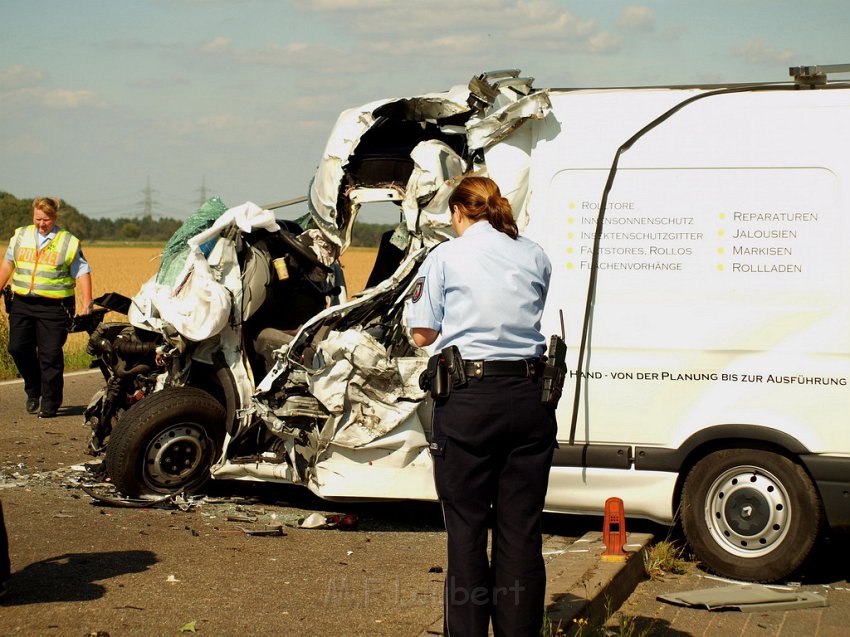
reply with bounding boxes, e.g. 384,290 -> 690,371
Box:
681,448 -> 822,582
105,387 -> 226,498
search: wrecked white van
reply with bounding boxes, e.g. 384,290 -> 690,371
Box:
96,66 -> 850,583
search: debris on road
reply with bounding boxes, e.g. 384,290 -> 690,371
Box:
299,512 -> 358,529
80,484 -> 177,508
658,583 -> 828,612
239,525 -> 286,537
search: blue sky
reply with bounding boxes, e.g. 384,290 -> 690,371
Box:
1,0 -> 847,221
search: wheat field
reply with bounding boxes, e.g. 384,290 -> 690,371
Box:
0,245 -> 378,380
82,245 -> 378,298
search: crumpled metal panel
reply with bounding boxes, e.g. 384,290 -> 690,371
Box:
307,73 -> 548,249
400,140 -> 466,241
659,584 -> 828,612
307,328 -> 427,449
308,87 -> 471,249
466,90 -> 552,150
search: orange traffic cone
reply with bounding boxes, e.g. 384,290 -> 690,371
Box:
601,497 -> 628,562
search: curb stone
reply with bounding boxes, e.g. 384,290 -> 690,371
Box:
545,531 -> 653,632
417,530 -> 653,636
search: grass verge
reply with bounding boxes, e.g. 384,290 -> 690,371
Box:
644,539 -> 690,580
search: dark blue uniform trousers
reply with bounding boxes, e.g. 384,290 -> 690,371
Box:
7,295 -> 72,412
432,374 -> 557,637
0,500 -> 9,584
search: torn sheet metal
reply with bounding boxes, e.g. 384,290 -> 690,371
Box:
307,72 -> 547,250
483,119 -> 536,231
658,584 -> 828,612
308,87 -> 471,248
308,328 -> 427,448
466,90 -> 552,150
400,140 -> 465,238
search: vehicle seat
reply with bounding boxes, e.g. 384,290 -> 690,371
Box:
252,327 -> 297,375
365,229 -> 405,289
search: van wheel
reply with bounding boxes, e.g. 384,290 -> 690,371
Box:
680,448 -> 821,582
105,387 -> 226,498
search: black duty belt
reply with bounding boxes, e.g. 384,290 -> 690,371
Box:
14,293 -> 73,307
463,358 -> 542,380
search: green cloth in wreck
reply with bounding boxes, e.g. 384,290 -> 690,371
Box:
156,197 -> 228,286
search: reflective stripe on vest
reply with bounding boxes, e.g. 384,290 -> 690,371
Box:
10,226 -> 79,298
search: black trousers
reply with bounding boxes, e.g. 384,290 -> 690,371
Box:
432,375 -> 556,637
7,295 -> 72,411
0,500 -> 9,583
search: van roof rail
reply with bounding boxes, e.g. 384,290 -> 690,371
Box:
790,64 -> 850,86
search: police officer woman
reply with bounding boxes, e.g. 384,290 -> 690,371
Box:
0,197 -> 93,418
406,176 -> 555,637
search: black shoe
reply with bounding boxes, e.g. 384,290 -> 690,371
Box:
26,398 -> 39,414
38,408 -> 58,419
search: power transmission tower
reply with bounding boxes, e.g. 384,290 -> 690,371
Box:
140,176 -> 159,219
197,176 -> 209,208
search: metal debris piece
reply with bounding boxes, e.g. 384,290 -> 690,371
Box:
80,484 -> 175,508
658,584 -> 828,612
239,525 -> 286,536
172,493 -> 199,512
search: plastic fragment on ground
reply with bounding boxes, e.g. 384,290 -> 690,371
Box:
658,584 -> 828,612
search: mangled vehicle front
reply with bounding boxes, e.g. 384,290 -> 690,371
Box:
89,70 -> 549,501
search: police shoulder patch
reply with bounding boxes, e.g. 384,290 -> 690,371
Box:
411,277 -> 425,303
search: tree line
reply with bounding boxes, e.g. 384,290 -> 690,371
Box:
0,191 -> 394,248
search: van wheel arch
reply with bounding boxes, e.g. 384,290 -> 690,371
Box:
187,358 -> 240,435
678,445 -> 823,582
671,438 -> 808,514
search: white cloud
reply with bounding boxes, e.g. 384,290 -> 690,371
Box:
48,89 -> 101,108
195,37 -> 349,71
659,24 -> 686,42
291,0 -> 394,7
509,11 -> 597,43
617,6 -> 655,34
131,75 -> 190,89
149,112 -> 287,146
0,133 -> 51,156
0,65 -> 48,88
0,87 -> 102,109
731,39 -> 794,65
291,0 -> 616,55
362,35 -> 484,58
587,32 -> 622,54
200,36 -> 232,53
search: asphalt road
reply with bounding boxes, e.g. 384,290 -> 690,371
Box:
5,371 -> 846,636
0,371 -> 590,636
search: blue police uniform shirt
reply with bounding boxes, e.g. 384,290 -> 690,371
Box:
406,221 -> 551,361
4,225 -> 91,279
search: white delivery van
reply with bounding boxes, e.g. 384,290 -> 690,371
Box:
104,66 -> 850,583
518,66 -> 850,582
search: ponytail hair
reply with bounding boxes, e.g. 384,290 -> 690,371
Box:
448,176 -> 518,239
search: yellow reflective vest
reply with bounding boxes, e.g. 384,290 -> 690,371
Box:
10,226 -> 79,299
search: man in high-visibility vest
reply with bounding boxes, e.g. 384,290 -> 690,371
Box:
0,197 -> 93,418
